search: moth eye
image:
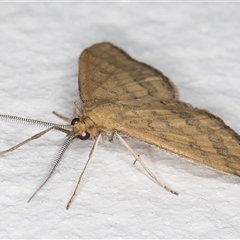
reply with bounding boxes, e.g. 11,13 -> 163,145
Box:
71,118 -> 80,125
78,132 -> 90,140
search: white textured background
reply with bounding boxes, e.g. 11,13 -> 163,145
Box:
0,3 -> 240,239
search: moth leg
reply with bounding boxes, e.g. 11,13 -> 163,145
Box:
52,111 -> 71,122
109,131 -> 117,143
74,101 -> 83,115
52,102 -> 84,122
115,132 -> 178,196
0,126 -> 70,156
66,133 -> 102,210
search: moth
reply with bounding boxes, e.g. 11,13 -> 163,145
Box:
1,42 -> 240,209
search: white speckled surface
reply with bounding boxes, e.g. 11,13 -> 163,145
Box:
0,2 -> 240,238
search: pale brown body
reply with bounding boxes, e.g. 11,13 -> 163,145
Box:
73,42 -> 240,177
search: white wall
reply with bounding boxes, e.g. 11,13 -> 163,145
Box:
0,3 -> 240,238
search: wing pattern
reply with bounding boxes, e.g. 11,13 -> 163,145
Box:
80,42 -> 240,177
79,42 -> 178,103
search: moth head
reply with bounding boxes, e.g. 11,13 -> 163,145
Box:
71,116 -> 97,140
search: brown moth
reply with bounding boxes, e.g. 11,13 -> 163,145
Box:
1,42 -> 240,209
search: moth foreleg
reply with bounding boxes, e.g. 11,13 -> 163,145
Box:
74,101 -> 84,116
52,102 -> 84,122
0,126 -> 69,156
52,111 -> 71,122
66,133 -> 102,210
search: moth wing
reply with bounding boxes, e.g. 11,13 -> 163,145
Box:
104,99 -> 240,176
79,42 -> 178,103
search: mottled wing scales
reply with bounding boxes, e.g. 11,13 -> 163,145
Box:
79,42 -> 178,103
129,102 -> 240,176
90,100 -> 240,176
80,42 -> 240,178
